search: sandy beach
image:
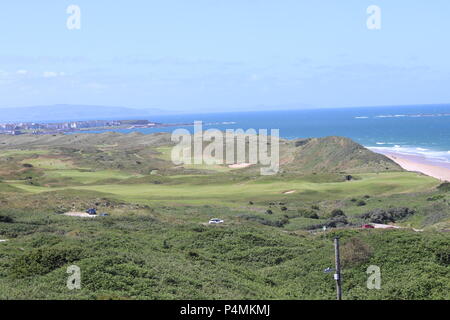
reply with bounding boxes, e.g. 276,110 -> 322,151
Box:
373,150 -> 450,182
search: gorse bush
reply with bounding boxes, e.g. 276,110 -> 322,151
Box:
434,246 -> 450,266
437,182 -> 450,192
361,207 -> 415,224
297,208 -> 319,219
330,209 -> 346,218
356,200 -> 367,207
340,237 -> 373,267
0,215 -> 14,223
427,194 -> 445,201
238,214 -> 289,227
10,246 -> 86,278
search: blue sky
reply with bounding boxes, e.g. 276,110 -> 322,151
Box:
0,0 -> 449,112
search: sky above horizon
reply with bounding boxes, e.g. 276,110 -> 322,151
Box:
0,1 -> 449,112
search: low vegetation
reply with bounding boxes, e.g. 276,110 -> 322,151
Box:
0,132 -> 448,299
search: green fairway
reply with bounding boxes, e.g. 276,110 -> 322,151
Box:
7,171 -> 438,205
43,169 -> 142,184
155,146 -> 233,172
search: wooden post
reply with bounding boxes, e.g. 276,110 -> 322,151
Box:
334,236 -> 342,300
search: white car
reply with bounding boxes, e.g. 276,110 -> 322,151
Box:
208,218 -> 224,224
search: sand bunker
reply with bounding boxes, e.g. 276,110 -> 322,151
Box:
282,190 -> 296,194
371,223 -> 400,229
228,163 -> 253,169
63,212 -> 97,218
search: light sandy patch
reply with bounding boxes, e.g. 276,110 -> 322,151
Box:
384,154 -> 450,181
282,190 -> 296,194
63,212 -> 97,218
228,163 -> 253,169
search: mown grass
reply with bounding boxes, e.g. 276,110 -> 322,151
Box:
43,169 -> 142,184
5,172 -> 438,206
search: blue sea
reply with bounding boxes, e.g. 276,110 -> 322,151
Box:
82,104 -> 450,165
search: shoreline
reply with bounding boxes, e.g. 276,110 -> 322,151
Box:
371,149 -> 450,182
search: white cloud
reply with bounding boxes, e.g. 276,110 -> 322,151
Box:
43,71 -> 65,78
16,69 -> 28,75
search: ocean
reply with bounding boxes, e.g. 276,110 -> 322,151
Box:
81,104 -> 450,165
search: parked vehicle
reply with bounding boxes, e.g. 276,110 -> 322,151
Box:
86,208 -> 97,215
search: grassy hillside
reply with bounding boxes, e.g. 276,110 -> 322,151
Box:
283,136 -> 401,173
0,133 -> 448,300
0,132 -> 401,174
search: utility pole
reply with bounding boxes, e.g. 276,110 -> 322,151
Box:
334,236 -> 342,300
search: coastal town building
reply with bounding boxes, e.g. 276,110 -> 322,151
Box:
0,119 -> 157,135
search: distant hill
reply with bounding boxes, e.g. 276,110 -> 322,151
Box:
283,136 -> 402,173
0,104 -> 169,122
0,131 -> 401,174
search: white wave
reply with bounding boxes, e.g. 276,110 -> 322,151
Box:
374,113 -> 450,119
354,116 -> 369,119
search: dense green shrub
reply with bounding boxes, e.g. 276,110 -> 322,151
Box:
306,215 -> 348,230
356,200 -> 367,206
10,246 -> 85,278
427,194 -> 445,201
361,207 -> 415,223
297,208 -> 319,219
0,215 -> 14,223
341,237 -> 373,267
434,246 -> 450,266
239,215 -> 289,227
330,209 -> 346,218
437,182 -> 450,192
